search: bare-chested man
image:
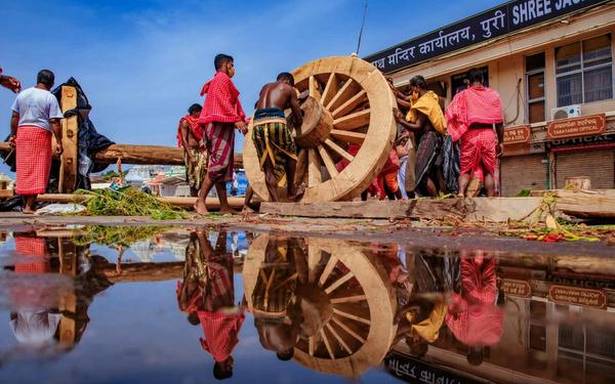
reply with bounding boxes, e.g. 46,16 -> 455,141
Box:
252,72 -> 303,202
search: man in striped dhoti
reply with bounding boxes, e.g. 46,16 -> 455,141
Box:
252,72 -> 303,202
9,70 -> 63,213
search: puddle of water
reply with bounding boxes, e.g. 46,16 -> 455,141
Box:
0,226 -> 613,384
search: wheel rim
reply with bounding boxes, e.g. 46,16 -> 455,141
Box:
243,235 -> 397,377
244,56 -> 397,202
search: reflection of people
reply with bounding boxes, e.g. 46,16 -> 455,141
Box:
445,252 -> 503,365
252,237 -> 304,360
9,233 -> 60,347
6,233 -> 103,351
177,230 -> 245,380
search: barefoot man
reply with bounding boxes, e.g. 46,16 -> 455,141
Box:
195,54 -> 248,214
178,103 -> 206,197
9,69 -> 63,213
252,72 -> 303,202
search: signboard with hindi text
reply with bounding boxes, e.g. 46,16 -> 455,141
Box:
365,0 -> 608,73
504,125 -> 531,145
501,278 -> 532,297
546,114 -> 606,140
385,352 -> 486,384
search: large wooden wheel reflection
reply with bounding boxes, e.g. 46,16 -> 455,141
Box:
244,56 -> 397,202
243,234 -> 397,377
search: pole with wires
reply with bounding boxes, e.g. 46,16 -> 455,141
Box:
353,0 -> 368,56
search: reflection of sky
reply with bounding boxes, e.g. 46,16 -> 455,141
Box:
0,277 -> 398,384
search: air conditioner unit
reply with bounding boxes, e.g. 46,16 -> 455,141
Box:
551,105 -> 581,120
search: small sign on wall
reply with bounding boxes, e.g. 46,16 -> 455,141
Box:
546,114 -> 606,140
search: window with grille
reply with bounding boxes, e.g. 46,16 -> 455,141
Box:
526,53 -> 546,123
556,34 -> 613,107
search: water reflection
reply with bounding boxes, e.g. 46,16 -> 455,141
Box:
177,230 -> 244,380
0,227 -> 613,383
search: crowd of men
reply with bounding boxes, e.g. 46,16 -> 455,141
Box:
4,54 -> 504,214
176,54 -> 504,213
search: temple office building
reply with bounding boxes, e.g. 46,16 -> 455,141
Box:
366,0 -> 615,195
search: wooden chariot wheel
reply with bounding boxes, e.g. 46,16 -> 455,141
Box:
243,234 -> 397,377
244,56 -> 397,202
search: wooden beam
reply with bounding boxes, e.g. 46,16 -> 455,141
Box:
259,197 -> 567,222
59,86 -> 79,193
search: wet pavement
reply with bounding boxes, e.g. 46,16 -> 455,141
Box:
0,226 -> 613,384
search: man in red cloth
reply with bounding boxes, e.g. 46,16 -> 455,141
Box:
9,70 -> 63,213
446,69 -> 504,197
195,54 -> 248,215
0,67 -> 21,93
177,103 -> 207,196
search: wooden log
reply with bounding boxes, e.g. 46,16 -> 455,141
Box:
554,190 -> 615,219
0,142 -> 244,168
59,86 -> 79,193
35,193 -> 245,211
260,199 -> 468,220
260,197 -> 555,222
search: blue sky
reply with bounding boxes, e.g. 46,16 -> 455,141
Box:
1,0 -> 503,174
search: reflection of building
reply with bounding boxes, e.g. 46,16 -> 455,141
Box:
368,1 -> 615,194
390,251 -> 615,384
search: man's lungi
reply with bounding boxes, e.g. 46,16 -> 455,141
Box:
15,126 -> 52,195
459,127 -> 497,176
251,108 -> 297,182
205,123 -> 235,183
184,148 -> 208,191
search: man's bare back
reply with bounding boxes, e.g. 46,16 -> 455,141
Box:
256,81 -> 303,126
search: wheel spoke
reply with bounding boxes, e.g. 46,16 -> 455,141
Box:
309,336 -> 315,356
317,145 -> 339,178
326,323 -> 352,355
330,294 -> 366,304
320,329 -> 335,359
326,79 -> 359,112
333,308 -> 371,325
307,148 -> 322,187
324,271 -> 354,295
324,139 -> 354,163
330,130 -> 367,145
332,90 -> 367,119
333,109 -> 370,131
318,255 -> 338,287
309,75 -> 321,101
321,73 -> 339,107
331,316 -> 366,344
